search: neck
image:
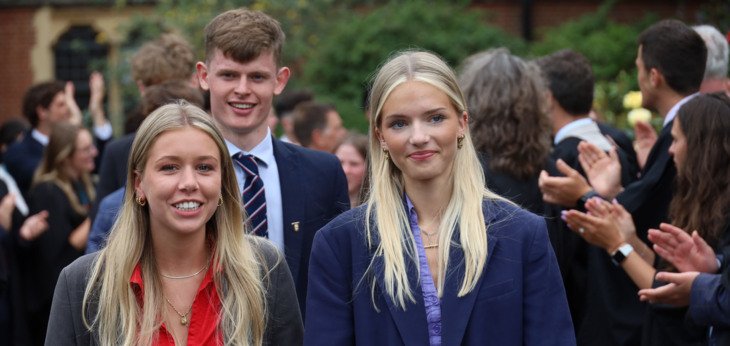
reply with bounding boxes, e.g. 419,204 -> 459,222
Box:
152,230 -> 209,276
218,122 -> 268,152
404,174 -> 453,226
349,191 -> 360,208
655,91 -> 687,119
552,110 -> 586,135
35,124 -> 51,137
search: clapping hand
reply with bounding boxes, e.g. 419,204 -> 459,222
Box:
539,159 -> 592,208
648,223 -> 718,273
578,141 -> 623,199
638,271 -> 699,306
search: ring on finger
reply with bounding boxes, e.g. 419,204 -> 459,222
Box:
579,227 -> 585,234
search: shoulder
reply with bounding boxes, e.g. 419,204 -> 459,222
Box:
31,180 -> 64,196
318,205 -> 368,237
61,253 -> 99,285
483,198 -> 545,236
274,139 -> 340,167
248,237 -> 286,271
105,134 -> 135,153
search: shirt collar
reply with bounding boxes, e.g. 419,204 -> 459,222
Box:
664,93 -> 698,128
225,128 -> 275,168
31,129 -> 49,146
554,117 -> 594,145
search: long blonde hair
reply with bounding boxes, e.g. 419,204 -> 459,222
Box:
365,50 -> 502,308
82,101 -> 267,345
33,122 -> 95,214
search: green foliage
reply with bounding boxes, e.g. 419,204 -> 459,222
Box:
301,1 -> 525,132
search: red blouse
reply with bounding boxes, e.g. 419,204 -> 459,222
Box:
129,262 -> 222,345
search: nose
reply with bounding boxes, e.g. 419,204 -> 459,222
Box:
234,77 -> 251,95
409,122 -> 429,146
179,167 -> 199,192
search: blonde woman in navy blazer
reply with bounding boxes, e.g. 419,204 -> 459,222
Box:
304,50 -> 575,345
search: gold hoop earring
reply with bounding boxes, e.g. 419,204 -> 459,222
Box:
217,196 -> 223,207
457,135 -> 464,150
135,195 -> 146,206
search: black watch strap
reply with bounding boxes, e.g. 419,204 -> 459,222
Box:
576,190 -> 601,211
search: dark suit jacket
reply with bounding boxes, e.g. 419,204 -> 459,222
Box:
90,133 -> 134,221
271,139 -> 350,315
304,200 -> 575,345
45,240 -> 303,346
4,131 -> 43,195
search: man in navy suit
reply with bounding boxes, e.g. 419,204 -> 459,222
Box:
196,8 -> 349,315
538,19 -> 707,345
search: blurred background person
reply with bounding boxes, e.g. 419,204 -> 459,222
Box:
273,90 -> 314,144
693,25 -> 730,96
334,132 -> 368,207
20,122 -> 97,344
292,101 -> 347,153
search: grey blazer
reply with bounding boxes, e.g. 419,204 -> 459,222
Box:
45,240 -> 304,345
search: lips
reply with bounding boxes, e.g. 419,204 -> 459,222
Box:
408,150 -> 436,160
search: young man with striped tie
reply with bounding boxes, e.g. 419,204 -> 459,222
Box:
196,8 -> 350,317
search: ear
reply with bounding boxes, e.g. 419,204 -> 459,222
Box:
196,61 -> 210,91
649,68 -> 662,88
274,67 -> 291,95
374,128 -> 388,151
458,111 -> 468,136
36,104 -> 48,121
133,170 -> 145,200
311,128 -> 324,148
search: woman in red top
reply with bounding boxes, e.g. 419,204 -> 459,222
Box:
46,101 -> 303,345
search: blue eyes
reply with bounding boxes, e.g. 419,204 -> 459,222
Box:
388,114 -> 446,129
159,164 -> 216,173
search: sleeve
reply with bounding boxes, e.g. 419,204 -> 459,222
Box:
86,190 -> 122,254
689,273 -> 730,326
264,244 -> 304,346
522,216 -> 577,345
45,267 -> 82,345
303,226 -> 355,345
29,183 -> 78,261
329,156 -> 351,215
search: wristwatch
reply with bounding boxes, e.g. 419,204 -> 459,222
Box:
610,243 -> 634,266
576,190 -> 601,211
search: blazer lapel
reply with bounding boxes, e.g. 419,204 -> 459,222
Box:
372,243 -> 430,344
440,202 -> 499,345
272,139 -> 306,282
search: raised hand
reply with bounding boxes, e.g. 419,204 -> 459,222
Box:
648,223 -> 717,273
538,159 -> 592,207
19,210 -> 49,241
0,193 -> 15,231
563,205 -> 625,252
578,141 -> 623,199
633,121 -> 657,170
64,81 -> 83,125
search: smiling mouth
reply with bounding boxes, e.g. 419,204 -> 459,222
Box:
175,201 -> 201,211
229,102 -> 254,110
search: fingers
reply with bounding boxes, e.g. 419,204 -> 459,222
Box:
638,282 -> 677,303
555,159 -> 579,178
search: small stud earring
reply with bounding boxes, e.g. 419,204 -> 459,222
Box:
217,196 -> 223,207
135,195 -> 146,206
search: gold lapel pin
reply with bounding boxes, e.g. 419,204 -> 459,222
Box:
292,221 -> 300,232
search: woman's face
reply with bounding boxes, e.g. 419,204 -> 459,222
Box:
68,129 -> 97,176
377,81 -> 466,185
335,143 -> 366,196
135,126 -> 222,239
668,119 -> 687,172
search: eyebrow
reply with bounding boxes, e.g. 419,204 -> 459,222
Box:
154,155 -> 220,163
383,107 -> 449,119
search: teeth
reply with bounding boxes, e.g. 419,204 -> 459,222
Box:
175,201 -> 201,211
231,103 -> 254,109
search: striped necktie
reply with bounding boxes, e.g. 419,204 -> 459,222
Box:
233,153 -> 268,237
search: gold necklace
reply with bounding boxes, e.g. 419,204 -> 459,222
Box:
420,227 -> 439,249
160,260 -> 210,280
164,296 -> 193,326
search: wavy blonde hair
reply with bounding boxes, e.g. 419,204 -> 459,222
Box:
33,122 -> 95,215
365,50 -> 502,308
82,101 -> 267,345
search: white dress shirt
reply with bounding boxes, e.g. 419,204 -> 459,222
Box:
225,129 -> 284,251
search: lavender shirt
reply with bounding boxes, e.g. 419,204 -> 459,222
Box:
406,196 -> 442,346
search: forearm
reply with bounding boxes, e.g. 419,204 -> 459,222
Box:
68,218 -> 90,251
618,251 -> 656,289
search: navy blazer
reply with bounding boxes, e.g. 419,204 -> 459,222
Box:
272,138 -> 350,315
305,200 -> 575,345
4,131 -> 43,195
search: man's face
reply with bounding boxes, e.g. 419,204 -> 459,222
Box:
319,110 -> 347,153
635,45 -> 656,110
197,49 -> 290,145
41,92 -> 71,125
